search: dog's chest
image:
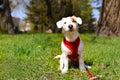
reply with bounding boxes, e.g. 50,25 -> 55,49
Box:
63,37 -> 80,60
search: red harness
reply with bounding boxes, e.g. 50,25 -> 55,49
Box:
63,37 -> 80,60
63,37 -> 96,79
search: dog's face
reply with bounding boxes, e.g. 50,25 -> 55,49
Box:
56,16 -> 82,32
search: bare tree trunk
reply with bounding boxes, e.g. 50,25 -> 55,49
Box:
45,0 -> 55,32
45,0 -> 52,19
96,0 -> 120,36
58,0 -> 73,18
0,0 -> 14,34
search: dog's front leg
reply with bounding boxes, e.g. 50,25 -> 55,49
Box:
61,53 -> 69,73
79,51 -> 86,72
59,55 -> 64,71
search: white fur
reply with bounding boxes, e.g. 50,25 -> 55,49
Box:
55,16 -> 86,73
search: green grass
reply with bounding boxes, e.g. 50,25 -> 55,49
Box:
0,33 -> 120,80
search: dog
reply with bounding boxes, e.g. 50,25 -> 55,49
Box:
55,16 -> 89,73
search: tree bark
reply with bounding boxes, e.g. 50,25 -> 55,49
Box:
96,0 -> 120,36
58,0 -> 73,18
45,0 -> 52,19
0,0 -> 14,34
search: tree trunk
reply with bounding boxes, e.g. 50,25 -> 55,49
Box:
44,0 -> 55,32
45,0 -> 52,19
58,0 -> 73,18
0,0 -> 14,34
96,0 -> 120,36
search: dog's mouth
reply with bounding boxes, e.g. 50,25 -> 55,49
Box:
69,29 -> 74,32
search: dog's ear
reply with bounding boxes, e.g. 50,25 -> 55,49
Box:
56,19 -> 64,28
72,16 -> 82,25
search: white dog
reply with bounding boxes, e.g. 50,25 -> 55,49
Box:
55,16 -> 88,73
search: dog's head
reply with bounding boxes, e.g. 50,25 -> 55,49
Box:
56,16 -> 82,32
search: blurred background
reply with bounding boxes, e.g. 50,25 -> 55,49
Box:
0,0 -> 100,33
0,0 -> 119,36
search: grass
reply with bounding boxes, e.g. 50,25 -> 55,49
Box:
0,33 -> 120,80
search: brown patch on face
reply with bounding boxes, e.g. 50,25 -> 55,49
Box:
70,17 -> 76,23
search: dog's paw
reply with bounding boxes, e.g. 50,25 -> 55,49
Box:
85,65 -> 91,69
61,69 -> 68,74
80,65 -> 86,72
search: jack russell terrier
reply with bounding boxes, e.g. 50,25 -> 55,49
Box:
55,16 -> 90,73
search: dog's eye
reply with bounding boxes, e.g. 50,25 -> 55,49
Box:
64,22 -> 66,24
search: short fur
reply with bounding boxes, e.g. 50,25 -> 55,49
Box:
55,16 -> 86,73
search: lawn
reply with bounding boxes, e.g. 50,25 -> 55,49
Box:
0,33 -> 120,80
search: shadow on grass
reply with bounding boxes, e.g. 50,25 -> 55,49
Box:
69,60 -> 93,69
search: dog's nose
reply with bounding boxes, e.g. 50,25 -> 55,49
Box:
68,24 -> 73,29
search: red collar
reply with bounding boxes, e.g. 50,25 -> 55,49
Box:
63,37 -> 80,60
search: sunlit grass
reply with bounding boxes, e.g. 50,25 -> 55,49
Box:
0,33 -> 120,80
